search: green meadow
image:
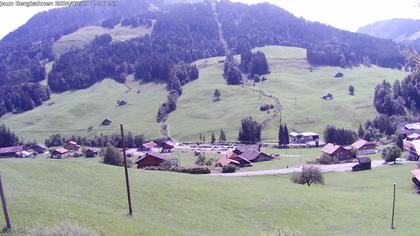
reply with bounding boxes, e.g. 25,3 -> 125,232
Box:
0,46 -> 407,142
0,158 -> 418,235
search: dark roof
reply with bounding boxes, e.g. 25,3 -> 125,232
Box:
135,151 -> 167,163
35,144 -> 47,149
239,151 -> 262,161
357,157 -> 371,164
0,146 -> 24,154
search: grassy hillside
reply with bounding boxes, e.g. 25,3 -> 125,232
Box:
0,45 -> 406,143
0,158 -> 419,235
52,24 -> 153,55
0,77 -> 167,142
169,46 -> 406,141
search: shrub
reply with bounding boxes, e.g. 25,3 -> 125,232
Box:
186,167 -> 211,174
291,166 -> 324,186
103,144 -> 123,166
31,222 -> 98,236
317,153 -> 338,165
222,164 -> 237,173
260,103 -> 274,111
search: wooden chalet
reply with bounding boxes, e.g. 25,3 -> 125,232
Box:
351,139 -> 377,155
0,146 -> 24,157
321,143 -> 353,161
232,144 -> 272,163
64,141 -> 80,151
33,144 -> 47,154
134,152 -> 167,168
352,157 -> 372,171
51,148 -> 69,159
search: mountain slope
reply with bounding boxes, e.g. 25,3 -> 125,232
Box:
358,18 -> 420,42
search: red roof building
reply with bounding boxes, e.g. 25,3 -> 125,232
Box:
64,141 -> 80,151
321,143 -> 353,161
216,151 -> 252,167
51,148 -> 69,159
134,152 -> 167,168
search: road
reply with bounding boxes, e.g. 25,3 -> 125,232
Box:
208,160 -> 386,177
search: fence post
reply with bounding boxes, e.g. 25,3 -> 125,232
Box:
0,174 -> 12,229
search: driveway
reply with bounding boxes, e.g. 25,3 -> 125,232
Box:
209,160 -> 386,177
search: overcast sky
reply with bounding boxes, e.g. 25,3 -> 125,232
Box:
0,0 -> 419,40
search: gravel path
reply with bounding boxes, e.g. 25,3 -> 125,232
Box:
209,160 -> 385,177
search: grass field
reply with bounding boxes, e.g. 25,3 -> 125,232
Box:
0,158 -> 419,235
0,46 -> 407,143
52,24 -> 153,55
169,46 -> 407,141
0,77 -> 167,142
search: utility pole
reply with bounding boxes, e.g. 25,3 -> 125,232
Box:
0,174 -> 12,230
120,124 -> 133,215
391,183 -> 396,229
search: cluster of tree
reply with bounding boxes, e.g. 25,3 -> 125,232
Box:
156,90 -> 179,123
0,83 -> 50,117
167,63 -> 199,95
44,132 -> 146,149
373,80 -> 406,116
323,125 -> 356,145
382,146 -> 402,164
216,1 -> 405,68
0,125 -> 20,148
278,123 -> 290,146
240,50 -> 269,77
49,3 -> 223,92
223,54 -> 242,85
238,117 -> 261,143
102,12 -> 155,29
103,144 -> 125,167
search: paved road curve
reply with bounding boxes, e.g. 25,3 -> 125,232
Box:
209,160 -> 386,177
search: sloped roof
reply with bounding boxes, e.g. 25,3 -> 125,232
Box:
163,141 -> 175,147
54,148 -> 69,154
411,140 -> 420,156
407,133 -> 420,140
321,143 -> 341,155
143,141 -> 158,149
411,169 -> 420,182
0,146 -> 24,154
217,155 -> 240,166
357,157 -> 371,164
300,132 -> 319,136
135,151 -> 167,163
236,144 -> 260,153
351,140 -> 368,150
405,123 -> 420,130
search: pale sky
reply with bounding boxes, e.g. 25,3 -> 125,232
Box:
0,0 -> 419,40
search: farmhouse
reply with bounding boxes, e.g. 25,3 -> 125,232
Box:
351,139 -> 377,155
134,152 -> 167,168
352,157 -> 372,171
321,143 -> 353,161
64,141 -> 80,151
51,148 -> 69,159
0,146 -> 24,157
33,144 -> 47,154
233,144 -> 272,162
85,147 -> 100,158
408,140 -> 420,161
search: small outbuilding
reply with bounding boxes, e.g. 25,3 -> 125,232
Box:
334,72 -> 344,78
162,141 -> 175,153
51,148 -> 69,159
65,141 -> 80,151
85,147 -> 100,158
33,144 -> 47,154
321,93 -> 333,100
352,157 -> 372,171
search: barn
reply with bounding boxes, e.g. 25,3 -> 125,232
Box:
352,157 -> 372,171
134,152 -> 167,168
